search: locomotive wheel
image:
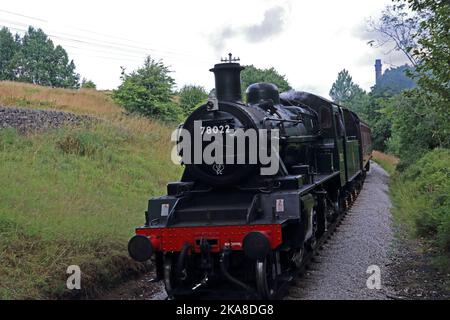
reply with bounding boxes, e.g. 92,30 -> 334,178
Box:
255,254 -> 279,299
291,247 -> 304,269
341,191 -> 349,212
332,189 -> 344,218
163,254 -> 175,294
164,253 -> 185,296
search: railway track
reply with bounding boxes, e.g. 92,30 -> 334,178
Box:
166,182 -> 360,301
103,163 -> 395,301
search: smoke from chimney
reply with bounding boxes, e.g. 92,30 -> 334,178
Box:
208,6 -> 287,53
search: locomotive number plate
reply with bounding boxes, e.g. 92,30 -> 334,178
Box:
200,119 -> 235,135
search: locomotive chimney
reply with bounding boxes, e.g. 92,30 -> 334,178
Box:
210,53 -> 245,102
375,59 -> 382,85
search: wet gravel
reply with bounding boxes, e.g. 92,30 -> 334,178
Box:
101,272 -> 167,300
286,161 -> 394,300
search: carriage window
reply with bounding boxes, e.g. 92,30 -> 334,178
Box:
320,107 -> 332,129
343,110 -> 358,139
335,113 -> 345,137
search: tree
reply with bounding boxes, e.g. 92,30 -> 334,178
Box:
364,1 -> 450,156
368,4 -> 422,66
112,56 -> 181,121
372,64 -> 416,95
386,89 -> 449,167
81,78 -> 97,89
13,27 -> 79,88
329,69 -> 394,151
369,1 -> 449,101
241,65 -> 291,96
0,27 -> 18,80
50,45 -> 79,88
329,69 -> 365,105
345,89 -> 371,118
178,85 -> 208,115
378,0 -> 450,163
403,0 -> 450,102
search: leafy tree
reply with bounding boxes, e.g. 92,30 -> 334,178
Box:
386,89 -> 449,166
0,27 -> 18,80
51,45 -> 79,88
344,89 -> 371,118
329,69 -> 365,105
81,78 -> 97,89
368,0 -> 450,258
376,0 -> 450,164
371,1 -> 449,102
178,85 -> 208,115
328,69 -> 396,151
369,1 -> 449,156
403,0 -> 449,102
14,27 -> 79,88
112,56 -> 181,121
241,65 -> 291,96
372,64 -> 417,95
355,93 -> 392,151
362,1 -> 449,157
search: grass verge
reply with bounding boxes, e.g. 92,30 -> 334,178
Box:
0,82 -> 182,298
0,124 -> 182,298
374,149 -> 450,271
372,150 -> 399,176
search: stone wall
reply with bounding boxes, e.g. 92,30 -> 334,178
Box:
0,106 -> 91,133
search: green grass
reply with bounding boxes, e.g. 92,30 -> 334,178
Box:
0,124 -> 182,299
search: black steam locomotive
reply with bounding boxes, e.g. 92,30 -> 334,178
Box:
128,58 -> 372,299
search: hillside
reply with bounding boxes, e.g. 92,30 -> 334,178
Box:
0,81 -> 182,299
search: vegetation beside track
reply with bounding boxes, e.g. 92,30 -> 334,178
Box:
373,150 -> 450,270
372,151 -> 399,176
0,82 -> 182,299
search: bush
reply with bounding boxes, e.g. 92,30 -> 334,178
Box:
391,148 -> 450,252
112,56 -> 181,122
81,78 -> 96,89
57,130 -> 105,157
178,85 -> 208,115
155,102 -> 184,123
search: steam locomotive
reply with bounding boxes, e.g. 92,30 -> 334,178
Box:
128,58 -> 372,299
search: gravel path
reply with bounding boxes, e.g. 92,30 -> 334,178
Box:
286,161 -> 394,300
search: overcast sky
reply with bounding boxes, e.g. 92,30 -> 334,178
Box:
0,0 -> 409,97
